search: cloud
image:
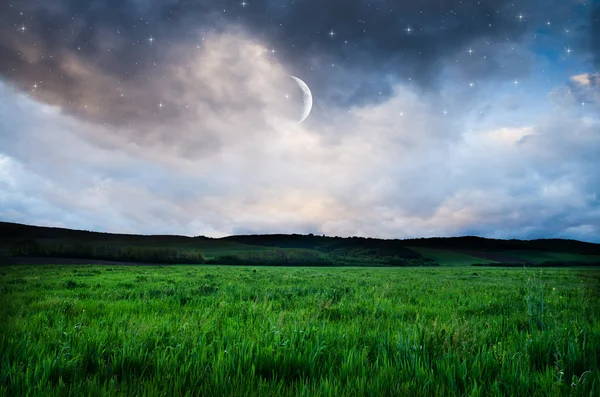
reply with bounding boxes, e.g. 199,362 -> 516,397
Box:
1,29 -> 600,241
571,73 -> 594,86
0,0 -> 591,127
568,73 -> 600,108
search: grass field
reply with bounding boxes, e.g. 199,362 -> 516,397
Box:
482,251 -> 600,264
409,247 -> 600,267
1,265 -> 599,396
407,247 -> 498,266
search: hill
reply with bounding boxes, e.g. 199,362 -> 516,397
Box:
1,222 -> 600,266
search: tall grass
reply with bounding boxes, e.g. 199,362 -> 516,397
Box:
525,268 -> 546,331
1,265 -> 599,396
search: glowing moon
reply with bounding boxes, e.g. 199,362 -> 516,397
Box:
290,76 -> 313,123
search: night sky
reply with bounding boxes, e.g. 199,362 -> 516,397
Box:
0,1 -> 599,241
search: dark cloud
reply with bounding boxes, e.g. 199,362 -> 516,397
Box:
592,3 -> 600,68
0,0 -> 589,128
244,0 -> 529,84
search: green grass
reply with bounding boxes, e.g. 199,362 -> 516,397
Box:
409,247 -> 600,266
1,265 -> 599,396
408,247 -> 498,266
482,250 -> 600,264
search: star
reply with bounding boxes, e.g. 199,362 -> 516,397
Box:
468,48 -> 473,54
513,80 -> 519,85
270,48 -> 276,54
18,25 -> 26,33
148,36 -> 154,44
240,1 -> 248,8
158,102 -> 163,108
328,29 -> 336,38
405,26 -> 412,34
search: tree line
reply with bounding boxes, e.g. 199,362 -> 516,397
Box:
205,250 -> 438,267
9,239 -> 205,264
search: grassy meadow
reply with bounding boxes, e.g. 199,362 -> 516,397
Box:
1,265 -> 599,396
407,247 -> 497,266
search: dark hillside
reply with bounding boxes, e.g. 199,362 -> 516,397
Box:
2,222 -> 599,266
223,234 -> 421,258
0,221 -> 194,243
404,236 -> 600,255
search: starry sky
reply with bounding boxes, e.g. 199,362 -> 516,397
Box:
0,1 -> 599,241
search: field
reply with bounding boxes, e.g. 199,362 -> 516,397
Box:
408,247 -> 600,267
407,247 -> 498,266
1,265 -> 599,396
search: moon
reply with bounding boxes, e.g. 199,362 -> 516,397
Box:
290,76 -> 313,123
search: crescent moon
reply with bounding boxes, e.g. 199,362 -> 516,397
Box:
290,76 -> 313,123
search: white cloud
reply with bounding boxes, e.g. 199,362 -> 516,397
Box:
571,73 -> 593,86
571,73 -> 600,87
485,127 -> 536,144
1,31 -> 599,241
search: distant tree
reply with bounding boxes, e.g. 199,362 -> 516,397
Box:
10,239 -> 41,256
